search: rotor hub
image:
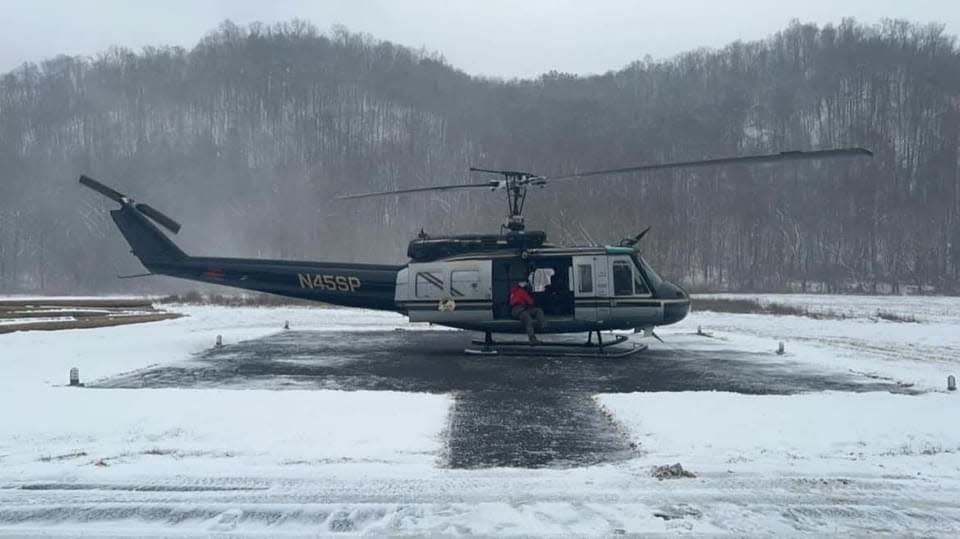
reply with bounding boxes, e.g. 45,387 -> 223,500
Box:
505,214 -> 525,232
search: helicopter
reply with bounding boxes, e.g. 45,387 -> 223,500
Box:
80,147 -> 871,356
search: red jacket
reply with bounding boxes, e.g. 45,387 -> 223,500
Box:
509,285 -> 535,308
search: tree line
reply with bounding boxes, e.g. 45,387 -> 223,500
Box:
0,18 -> 958,294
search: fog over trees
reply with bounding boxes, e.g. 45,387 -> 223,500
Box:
1,19 -> 958,294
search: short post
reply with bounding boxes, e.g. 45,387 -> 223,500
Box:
949,375 -> 957,391
284,320 -> 290,330
696,325 -> 703,336
776,341 -> 785,355
216,335 -> 223,348
69,367 -> 80,387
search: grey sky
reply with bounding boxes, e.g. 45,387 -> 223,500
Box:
1,0 -> 957,78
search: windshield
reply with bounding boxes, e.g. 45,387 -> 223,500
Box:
633,254 -> 663,289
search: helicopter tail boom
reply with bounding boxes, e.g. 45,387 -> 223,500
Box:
81,176 -> 402,311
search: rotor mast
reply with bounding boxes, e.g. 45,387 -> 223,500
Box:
504,173 -> 529,232
468,167 -> 545,233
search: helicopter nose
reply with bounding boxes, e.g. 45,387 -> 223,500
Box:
659,281 -> 690,325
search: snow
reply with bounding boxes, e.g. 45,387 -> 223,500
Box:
0,317 -> 75,326
597,391 -> 960,476
0,304 -> 423,387
2,389 -> 447,479
696,292 -> 960,324
683,294 -> 960,391
0,304 -> 450,485
2,296 -> 960,535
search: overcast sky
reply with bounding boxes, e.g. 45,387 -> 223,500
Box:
1,0 -> 957,78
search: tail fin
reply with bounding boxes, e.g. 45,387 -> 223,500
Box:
109,205 -> 187,265
80,175 -> 187,267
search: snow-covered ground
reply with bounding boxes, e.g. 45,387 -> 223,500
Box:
2,297 -> 959,535
1,306 -> 449,475
696,292 -> 960,323
687,293 -> 960,390
599,391 -> 960,477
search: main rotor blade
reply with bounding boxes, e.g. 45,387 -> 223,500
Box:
469,167 -> 535,177
336,181 -> 497,200
136,203 -> 182,234
548,147 -> 873,182
79,175 -> 128,203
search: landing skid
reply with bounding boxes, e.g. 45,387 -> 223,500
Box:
465,331 -> 646,358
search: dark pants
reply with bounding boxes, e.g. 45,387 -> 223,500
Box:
511,305 -> 545,339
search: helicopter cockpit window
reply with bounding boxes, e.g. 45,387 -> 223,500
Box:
415,271 -> 445,299
613,260 -> 634,296
634,255 -> 663,289
633,269 -> 650,295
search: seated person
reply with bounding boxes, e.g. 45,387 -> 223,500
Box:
509,280 -> 545,344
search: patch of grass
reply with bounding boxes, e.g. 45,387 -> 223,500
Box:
141,448 -> 176,456
880,442 -> 956,457
693,298 -> 845,320
694,297 -> 923,323
38,451 -> 87,462
691,298 -> 760,314
0,298 -> 152,309
0,299 -> 181,334
875,310 -> 919,323
651,463 -> 697,480
158,291 -> 320,307
0,312 -> 182,334
758,302 -> 816,318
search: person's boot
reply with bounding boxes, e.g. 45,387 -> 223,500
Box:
528,335 -> 541,345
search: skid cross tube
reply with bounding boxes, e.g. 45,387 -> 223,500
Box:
471,333 -> 629,349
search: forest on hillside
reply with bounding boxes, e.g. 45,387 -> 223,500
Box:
1,19 -> 958,294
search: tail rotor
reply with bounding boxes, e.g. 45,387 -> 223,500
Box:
79,175 -> 128,204
79,175 -> 181,234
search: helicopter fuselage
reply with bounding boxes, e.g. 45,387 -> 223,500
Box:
396,246 -> 689,334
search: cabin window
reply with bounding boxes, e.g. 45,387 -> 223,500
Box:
450,270 -> 480,297
415,271 -> 445,299
577,264 -> 593,294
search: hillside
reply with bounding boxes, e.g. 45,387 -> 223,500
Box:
1,19 -> 958,293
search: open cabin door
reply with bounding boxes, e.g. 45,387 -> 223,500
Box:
572,255 -> 610,323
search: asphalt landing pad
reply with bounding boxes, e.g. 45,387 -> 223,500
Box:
94,330 -> 910,469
